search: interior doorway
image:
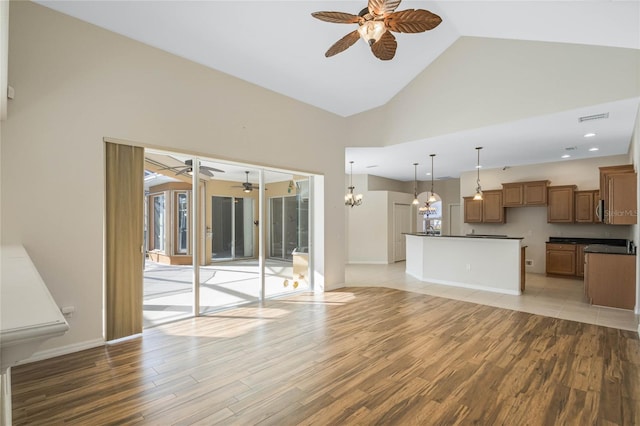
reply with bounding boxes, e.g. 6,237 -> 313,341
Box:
393,203 -> 411,262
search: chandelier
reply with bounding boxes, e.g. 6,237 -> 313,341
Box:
412,163 -> 419,205
345,161 -> 363,207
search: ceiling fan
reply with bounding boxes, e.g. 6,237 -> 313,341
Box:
233,171 -> 261,193
311,0 -> 442,61
161,159 -> 225,178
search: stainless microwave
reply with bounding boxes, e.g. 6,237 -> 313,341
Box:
595,199 -> 605,222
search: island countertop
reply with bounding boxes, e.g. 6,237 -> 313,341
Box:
404,233 -> 524,240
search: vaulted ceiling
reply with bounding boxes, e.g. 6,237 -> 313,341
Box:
35,1 -> 640,180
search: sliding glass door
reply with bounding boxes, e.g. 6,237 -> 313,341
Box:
265,176 -> 310,297
211,196 -> 254,260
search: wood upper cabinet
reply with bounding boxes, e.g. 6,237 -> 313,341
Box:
463,191 -> 505,223
524,181 -> 549,205
482,190 -> 505,223
546,243 -> 576,276
607,172 -> 637,225
599,164 -> 633,205
502,181 -> 549,207
574,190 -> 599,223
547,185 -> 576,223
502,183 -> 523,207
463,197 -> 483,223
599,164 -> 636,225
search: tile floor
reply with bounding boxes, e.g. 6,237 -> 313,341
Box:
346,261 -> 640,332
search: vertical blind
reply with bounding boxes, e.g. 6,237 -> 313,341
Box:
105,141 -> 144,341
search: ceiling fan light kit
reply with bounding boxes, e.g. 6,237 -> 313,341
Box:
312,0 -> 442,61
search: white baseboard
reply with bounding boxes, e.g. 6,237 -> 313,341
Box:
421,277 -> 522,296
347,260 -> 391,265
18,338 -> 105,366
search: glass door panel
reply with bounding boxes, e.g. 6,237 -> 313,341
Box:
265,173 -> 310,298
212,196 -> 233,259
200,164 -> 260,314
176,192 -> 189,254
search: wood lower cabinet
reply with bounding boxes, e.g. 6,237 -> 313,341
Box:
574,190 -> 599,223
546,243 -> 576,276
585,253 -> 636,310
547,185 -> 576,223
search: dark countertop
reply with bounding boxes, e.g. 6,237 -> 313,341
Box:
406,233 -> 524,240
547,237 -> 627,247
584,244 -> 635,255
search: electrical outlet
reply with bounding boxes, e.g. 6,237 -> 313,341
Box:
466,264 -> 471,271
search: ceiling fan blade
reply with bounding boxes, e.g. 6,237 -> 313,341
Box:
368,0 -> 402,16
311,11 -> 360,24
325,30 -> 361,57
175,167 -> 190,176
385,9 -> 442,33
371,31 -> 397,60
200,165 -> 225,173
200,169 -> 214,178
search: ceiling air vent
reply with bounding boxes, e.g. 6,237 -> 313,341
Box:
578,113 -> 609,123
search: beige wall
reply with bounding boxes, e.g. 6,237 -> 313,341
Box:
2,2 -> 346,352
459,155 -> 633,273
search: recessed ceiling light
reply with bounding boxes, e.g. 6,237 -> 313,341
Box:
561,154 -> 571,159
589,147 -> 599,152
584,133 -> 596,138
475,165 -> 482,169
426,172 -> 431,176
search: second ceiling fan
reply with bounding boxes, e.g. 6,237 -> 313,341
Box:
312,0 -> 442,61
233,171 -> 261,193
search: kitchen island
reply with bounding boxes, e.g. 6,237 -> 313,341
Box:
405,234 -> 525,295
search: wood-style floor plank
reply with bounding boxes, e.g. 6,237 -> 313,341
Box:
10,287 -> 640,425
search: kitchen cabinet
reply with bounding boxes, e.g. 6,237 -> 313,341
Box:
545,243 -> 576,276
463,190 -> 505,223
574,190 -> 599,223
599,164 -> 636,225
463,197 -> 483,223
547,185 -> 576,223
502,180 -> 549,207
584,252 -> 636,310
599,164 -> 633,205
482,190 -> 505,223
607,172 -> 637,225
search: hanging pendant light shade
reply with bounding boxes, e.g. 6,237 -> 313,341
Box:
345,161 -> 363,207
473,147 -> 483,201
428,154 -> 437,203
412,163 -> 420,205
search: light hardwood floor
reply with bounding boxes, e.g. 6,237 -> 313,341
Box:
11,286 -> 640,425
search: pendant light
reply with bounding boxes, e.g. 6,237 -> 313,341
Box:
428,154 -> 437,203
473,147 -> 483,201
412,163 -> 420,205
345,161 -> 363,207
